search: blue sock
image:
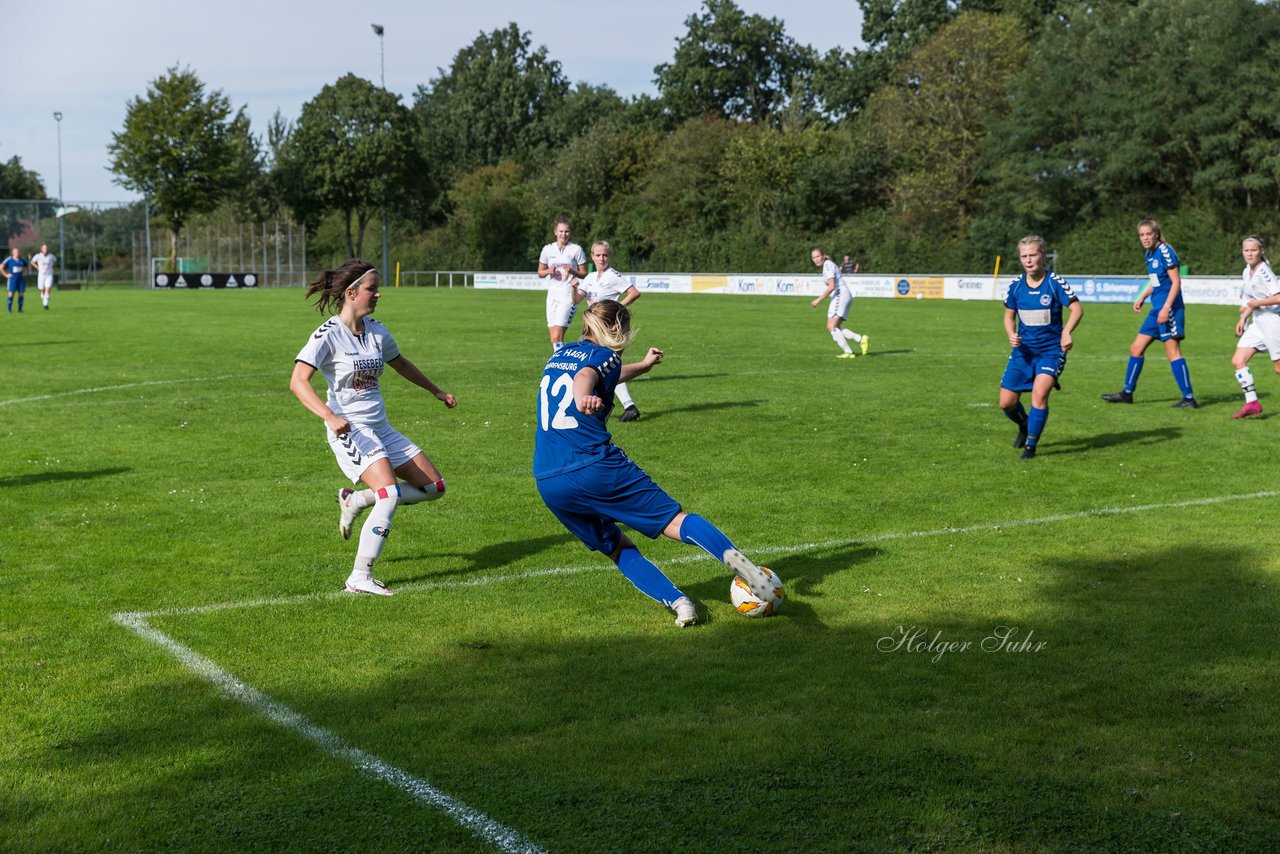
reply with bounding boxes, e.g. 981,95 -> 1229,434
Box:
5,295 -> 10,312
1026,405 -> 1048,448
1170,358 -> 1193,398
679,513 -> 737,563
1124,356 -> 1144,393
615,546 -> 685,607
1004,401 -> 1028,427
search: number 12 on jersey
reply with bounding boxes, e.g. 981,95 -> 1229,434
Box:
539,374 -> 579,431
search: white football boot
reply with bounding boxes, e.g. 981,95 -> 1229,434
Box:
723,549 -> 775,604
672,596 -> 698,627
337,488 -> 364,540
343,574 -> 394,596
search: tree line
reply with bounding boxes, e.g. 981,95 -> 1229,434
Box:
92,0 -> 1280,276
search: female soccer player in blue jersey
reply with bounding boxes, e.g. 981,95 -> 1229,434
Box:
290,259 -> 457,596
1101,218 -> 1197,407
533,300 -> 776,627
1000,236 -> 1083,459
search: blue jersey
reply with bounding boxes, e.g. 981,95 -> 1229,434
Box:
1145,242 -> 1183,310
2,256 -> 27,286
1004,272 -> 1077,352
533,341 -> 623,479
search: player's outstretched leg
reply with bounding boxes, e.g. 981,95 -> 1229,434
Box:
677,514 -> 773,602
614,545 -> 696,626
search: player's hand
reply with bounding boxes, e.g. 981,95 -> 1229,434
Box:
1061,332 -> 1073,352
1132,298 -> 1145,312
1236,319 -> 1247,336
326,415 -> 351,437
437,391 -> 457,408
578,394 -> 604,414
1157,308 -> 1170,324
1008,332 -> 1021,347
642,347 -> 664,368
810,298 -> 820,308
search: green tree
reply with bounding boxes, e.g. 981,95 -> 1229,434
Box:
108,66 -> 258,265
414,24 -> 571,181
654,0 -> 815,125
0,153 -> 47,242
273,74 -> 429,258
862,12 -> 1027,233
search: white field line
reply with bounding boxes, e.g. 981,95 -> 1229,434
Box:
111,611 -> 546,854
0,375 -> 241,407
111,488 -> 1276,848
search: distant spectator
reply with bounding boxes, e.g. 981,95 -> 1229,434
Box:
840,254 -> 856,274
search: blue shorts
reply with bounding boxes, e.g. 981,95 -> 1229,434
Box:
1001,346 -> 1066,393
1138,306 -> 1185,341
6,279 -> 24,293
536,449 -> 682,555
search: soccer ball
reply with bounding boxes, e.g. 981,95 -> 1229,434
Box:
730,568 -> 785,618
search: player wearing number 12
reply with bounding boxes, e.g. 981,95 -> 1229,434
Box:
999,236 -> 1082,459
533,300 -> 776,627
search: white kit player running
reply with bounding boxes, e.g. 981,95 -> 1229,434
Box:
574,240 -> 644,422
537,216 -> 588,352
1230,234 -> 1280,419
809,247 -> 869,358
30,244 -> 56,310
290,259 -> 457,596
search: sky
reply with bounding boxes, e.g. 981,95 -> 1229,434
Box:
1,0 -> 864,205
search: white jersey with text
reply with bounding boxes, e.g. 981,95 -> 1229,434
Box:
539,241 -> 586,302
295,317 -> 401,428
578,267 -> 633,304
822,258 -> 851,302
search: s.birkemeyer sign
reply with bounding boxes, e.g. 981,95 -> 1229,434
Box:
877,625 -> 1047,664
474,272 -> 1241,305
153,273 -> 259,289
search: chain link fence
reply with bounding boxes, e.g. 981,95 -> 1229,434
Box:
2,198 -> 142,288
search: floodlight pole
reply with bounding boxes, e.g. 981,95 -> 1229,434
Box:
53,111 -> 64,286
373,23 -> 388,283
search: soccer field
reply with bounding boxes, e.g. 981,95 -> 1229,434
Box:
3,288 -> 1278,851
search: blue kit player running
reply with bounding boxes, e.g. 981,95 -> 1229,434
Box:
533,300 -> 776,627
1102,218 -> 1198,407
1000,236 -> 1083,459
3,248 -> 28,313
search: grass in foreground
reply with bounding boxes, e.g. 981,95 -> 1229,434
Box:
2,288 -> 1278,851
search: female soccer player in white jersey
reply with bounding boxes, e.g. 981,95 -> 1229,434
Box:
574,240 -> 644,421
1230,235 -> 1280,419
533,300 -> 777,627
1101,218 -> 1197,407
537,216 -> 588,352
809,247 -> 868,358
999,236 -> 1083,459
30,244 -> 56,310
290,259 -> 457,596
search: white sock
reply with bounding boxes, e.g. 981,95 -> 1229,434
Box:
1236,368 -> 1258,403
41,292 -> 49,307
352,485 -> 399,578
830,330 -> 853,354
400,479 -> 445,505
616,382 -> 635,409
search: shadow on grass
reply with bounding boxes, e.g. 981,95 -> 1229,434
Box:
0,339 -> 83,349
630,399 -> 766,423
385,534 -> 577,584
637,372 -> 729,384
0,466 -> 131,487
1046,427 -> 1182,454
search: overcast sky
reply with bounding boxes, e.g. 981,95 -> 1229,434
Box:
1,0 -> 864,204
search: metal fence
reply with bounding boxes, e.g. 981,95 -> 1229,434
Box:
133,219 -> 307,288
2,198 -> 139,287
396,270 -> 475,287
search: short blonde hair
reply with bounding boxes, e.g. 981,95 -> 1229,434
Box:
581,300 -> 634,351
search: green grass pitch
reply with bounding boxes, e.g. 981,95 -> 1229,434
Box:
3,287 -> 1278,850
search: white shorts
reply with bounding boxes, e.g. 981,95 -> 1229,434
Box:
546,294 -> 577,328
827,288 -> 852,320
1238,312 -> 1280,361
327,422 -> 423,483
37,275 -> 53,290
